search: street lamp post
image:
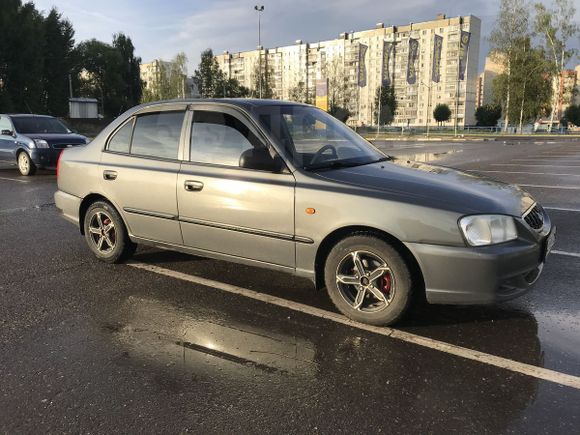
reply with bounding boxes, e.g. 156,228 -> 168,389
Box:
419,80 -> 433,138
254,5 -> 264,99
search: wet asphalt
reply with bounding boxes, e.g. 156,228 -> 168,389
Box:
1,138 -> 580,434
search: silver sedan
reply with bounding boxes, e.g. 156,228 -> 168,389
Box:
55,99 -> 555,325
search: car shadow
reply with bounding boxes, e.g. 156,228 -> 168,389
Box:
133,248 -> 204,264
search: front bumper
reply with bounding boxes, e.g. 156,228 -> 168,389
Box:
30,148 -> 62,168
405,230 -> 554,305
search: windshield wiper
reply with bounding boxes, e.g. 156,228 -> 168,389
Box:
307,156 -> 394,172
306,161 -> 362,171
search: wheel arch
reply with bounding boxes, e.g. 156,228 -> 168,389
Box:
314,225 -> 425,297
78,193 -> 129,236
15,147 -> 29,160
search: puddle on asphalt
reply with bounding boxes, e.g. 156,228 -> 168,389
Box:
390,148 -> 463,163
107,296 -> 318,377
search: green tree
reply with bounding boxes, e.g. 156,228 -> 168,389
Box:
0,1 -> 46,113
324,56 -> 355,117
142,53 -> 189,102
251,61 -> 275,99
41,8 -> 75,116
112,33 -> 142,111
161,52 -> 188,99
373,85 -> 397,125
490,0 -> 531,131
217,78 -> 250,98
433,104 -> 451,126
329,106 -> 351,123
475,105 -> 502,126
192,49 -> 224,98
493,40 -> 553,130
564,104 -> 580,126
0,1 -> 141,117
289,81 -> 310,103
534,0 -> 579,131
74,39 -> 125,117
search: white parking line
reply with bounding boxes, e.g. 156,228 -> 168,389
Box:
512,159 -> 580,163
518,184 -> 580,190
0,176 -> 29,183
553,250 -> 580,258
492,163 -> 580,168
544,206 -> 580,212
468,170 -> 580,177
128,261 -> 580,390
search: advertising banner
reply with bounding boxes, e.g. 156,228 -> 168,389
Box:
458,31 -> 471,81
432,35 -> 443,83
406,38 -> 419,85
358,43 -> 368,87
382,41 -> 394,86
315,79 -> 328,112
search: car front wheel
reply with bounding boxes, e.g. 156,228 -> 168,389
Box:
324,234 -> 412,326
17,151 -> 36,176
83,201 -> 136,263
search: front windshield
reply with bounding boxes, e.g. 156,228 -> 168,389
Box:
12,116 -> 70,134
257,105 -> 386,170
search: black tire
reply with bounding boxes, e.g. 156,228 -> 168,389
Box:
324,234 -> 412,326
83,200 -> 136,263
17,151 -> 36,176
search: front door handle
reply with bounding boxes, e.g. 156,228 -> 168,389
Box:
103,170 -> 117,180
184,180 -> 204,192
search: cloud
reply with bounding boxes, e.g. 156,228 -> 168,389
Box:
29,0 -> 580,73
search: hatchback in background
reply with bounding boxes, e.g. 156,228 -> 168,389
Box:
0,114 -> 87,175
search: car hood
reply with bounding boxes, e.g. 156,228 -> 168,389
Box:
314,159 -> 535,216
19,132 -> 87,145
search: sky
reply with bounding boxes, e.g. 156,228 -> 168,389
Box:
33,0 -> 580,73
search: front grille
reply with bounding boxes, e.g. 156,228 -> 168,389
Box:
51,143 -> 82,150
524,204 -> 544,230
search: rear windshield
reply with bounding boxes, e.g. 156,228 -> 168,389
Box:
12,116 -> 70,134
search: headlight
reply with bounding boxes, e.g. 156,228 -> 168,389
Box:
33,139 -> 50,148
459,215 -> 518,246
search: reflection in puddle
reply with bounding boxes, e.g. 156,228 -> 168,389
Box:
392,148 -> 463,163
111,296 -> 317,376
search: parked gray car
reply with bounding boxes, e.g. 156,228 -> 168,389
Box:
55,99 -> 556,325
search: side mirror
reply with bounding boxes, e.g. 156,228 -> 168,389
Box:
1,129 -> 14,137
239,147 -> 283,172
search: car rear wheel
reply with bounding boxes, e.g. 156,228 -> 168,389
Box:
17,151 -> 36,176
324,234 -> 412,326
83,201 -> 136,263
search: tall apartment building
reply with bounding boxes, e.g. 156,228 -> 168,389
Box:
140,60 -> 199,99
216,14 -> 481,127
476,55 -> 505,107
140,60 -> 172,93
557,69 -> 578,118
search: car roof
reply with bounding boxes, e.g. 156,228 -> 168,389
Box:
142,98 -> 310,111
3,114 -> 56,118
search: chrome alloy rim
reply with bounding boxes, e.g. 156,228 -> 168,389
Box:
335,250 -> 396,312
18,153 -> 29,173
88,211 -> 116,253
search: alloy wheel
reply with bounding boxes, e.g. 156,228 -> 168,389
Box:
335,250 -> 396,313
88,211 -> 116,253
18,153 -> 30,174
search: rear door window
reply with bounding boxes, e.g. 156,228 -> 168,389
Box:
107,120 -> 133,153
131,111 -> 185,160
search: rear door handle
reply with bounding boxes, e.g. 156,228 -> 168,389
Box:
103,170 -> 117,180
184,180 -> 204,192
